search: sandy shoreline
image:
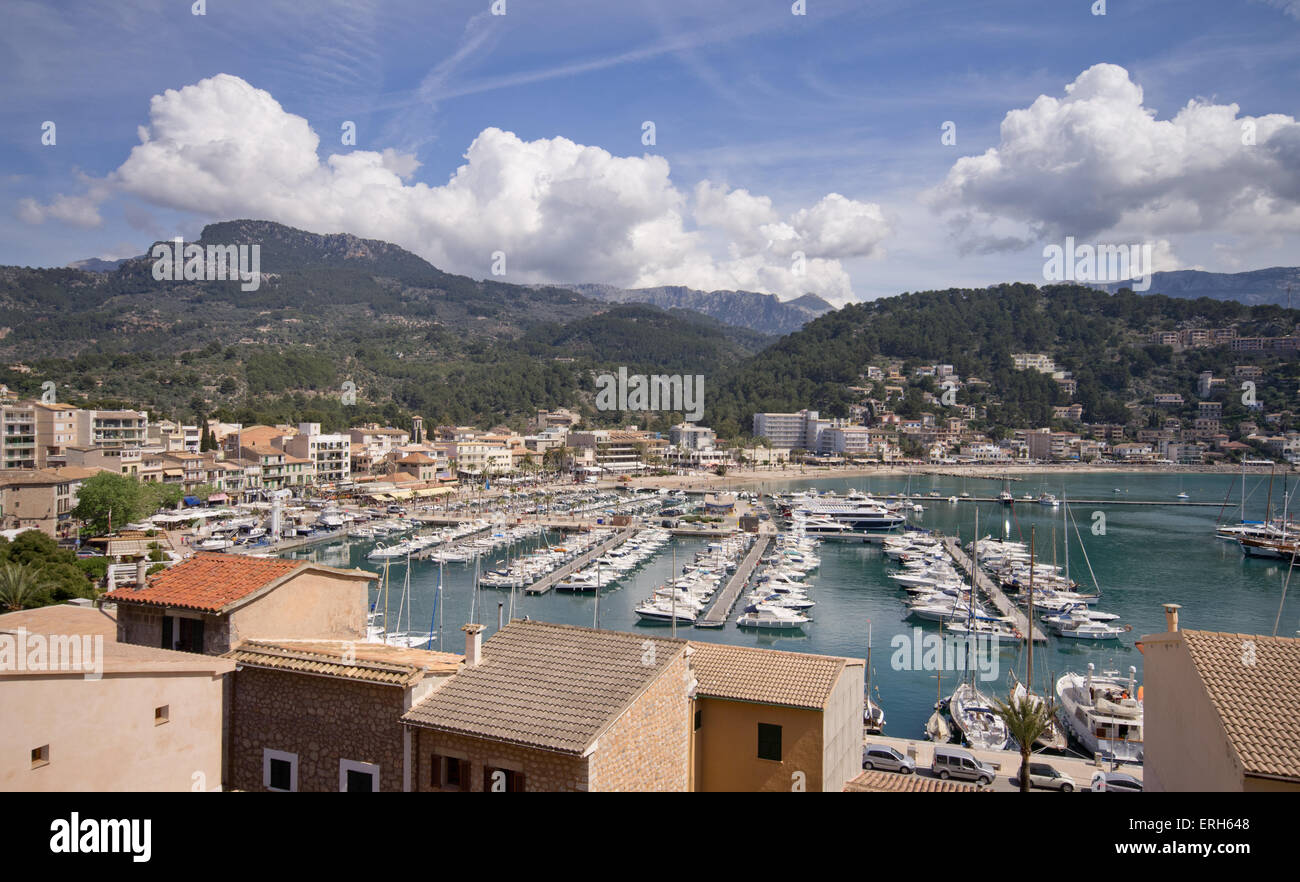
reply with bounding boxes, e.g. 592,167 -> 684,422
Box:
621,461 -> 1288,492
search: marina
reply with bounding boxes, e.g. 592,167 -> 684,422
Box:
942,537 -> 1047,642
224,469 -> 1292,752
696,534 -> 772,628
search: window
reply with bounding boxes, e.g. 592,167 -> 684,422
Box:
154,705 -> 169,725
694,708 -> 702,731
339,759 -> 379,792
431,753 -> 468,791
757,723 -> 782,761
482,767 -> 526,792
31,745 -> 49,769
263,749 -> 298,792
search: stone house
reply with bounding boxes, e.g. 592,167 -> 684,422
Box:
404,621 -> 694,792
105,552 -> 377,655
225,640 -> 460,792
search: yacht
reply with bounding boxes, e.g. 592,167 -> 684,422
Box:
1052,620 -> 1129,641
949,682 -> 1011,751
736,604 -> 810,630
1056,666 -> 1143,763
634,597 -> 696,624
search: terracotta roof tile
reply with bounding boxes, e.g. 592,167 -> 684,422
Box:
1182,630 -> 1300,781
227,640 -> 461,686
844,770 -> 985,792
688,641 -> 858,710
403,621 -> 687,754
104,553 -> 373,613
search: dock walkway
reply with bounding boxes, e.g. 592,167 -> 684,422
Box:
696,535 -> 772,628
942,537 -> 1047,642
524,527 -> 637,595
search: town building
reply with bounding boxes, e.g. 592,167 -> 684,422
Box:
106,553 -> 377,656
1139,605 -> 1300,792
225,640 -> 461,792
0,603 -> 233,792
689,642 -> 863,792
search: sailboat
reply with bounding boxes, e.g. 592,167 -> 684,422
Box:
1010,526 -> 1068,751
863,620 -> 885,734
926,672 -> 951,743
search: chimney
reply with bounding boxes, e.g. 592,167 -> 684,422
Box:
462,623 -> 485,667
1163,603 -> 1181,632
135,559 -> 148,587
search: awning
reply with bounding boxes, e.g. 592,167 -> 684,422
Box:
182,496 -> 202,506
208,493 -> 229,502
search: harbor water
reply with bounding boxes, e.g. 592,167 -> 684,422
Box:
281,470 -> 1298,746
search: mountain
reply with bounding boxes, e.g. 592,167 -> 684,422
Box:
0,220 -> 766,431
1104,266 -> 1300,307
67,257 -> 133,272
703,283 -> 1300,439
561,282 -> 834,335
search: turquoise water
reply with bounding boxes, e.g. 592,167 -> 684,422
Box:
284,471 -> 1299,747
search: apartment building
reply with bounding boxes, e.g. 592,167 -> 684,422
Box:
752,410 -> 841,452
30,402 -> 77,467
0,469 -> 85,536
817,426 -> 871,456
1,403 -> 37,470
283,423 -> 350,485
1011,353 -> 1057,373
74,409 -> 148,449
669,423 -> 716,451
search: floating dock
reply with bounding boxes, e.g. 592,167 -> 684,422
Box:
942,537 -> 1047,642
695,535 -> 772,628
524,527 -> 637,595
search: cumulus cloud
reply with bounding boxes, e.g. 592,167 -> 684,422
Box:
20,73 -> 890,302
931,63 -> 1300,253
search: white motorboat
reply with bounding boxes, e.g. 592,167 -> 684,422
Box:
736,604 -> 809,629
1053,620 -> 1129,640
1056,665 -> 1143,763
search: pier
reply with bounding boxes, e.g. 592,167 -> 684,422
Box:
695,534 -> 772,628
921,496 -> 1224,507
942,537 -> 1047,642
524,527 -> 638,594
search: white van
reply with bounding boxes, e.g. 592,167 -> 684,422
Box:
931,746 -> 996,785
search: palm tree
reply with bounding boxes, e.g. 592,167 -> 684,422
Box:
0,562 -> 55,612
993,691 -> 1055,792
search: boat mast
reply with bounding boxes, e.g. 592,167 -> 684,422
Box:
1027,527 -> 1035,695
1063,492 -> 1069,585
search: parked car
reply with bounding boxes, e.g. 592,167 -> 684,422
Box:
1091,771 -> 1143,792
932,746 -> 996,785
1011,762 -> 1075,792
862,744 -> 915,774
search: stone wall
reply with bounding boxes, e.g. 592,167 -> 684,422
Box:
587,651 -> 691,792
228,666 -> 406,792
413,728 -> 589,792
115,604 -> 231,655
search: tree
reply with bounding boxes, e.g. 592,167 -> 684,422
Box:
73,472 -> 144,535
0,562 -> 55,611
992,692 -> 1056,793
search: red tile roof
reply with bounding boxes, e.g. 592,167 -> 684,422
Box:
105,553 -> 306,613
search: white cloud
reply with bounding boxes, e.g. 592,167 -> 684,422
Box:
20,73 -> 890,303
932,63 -> 1300,252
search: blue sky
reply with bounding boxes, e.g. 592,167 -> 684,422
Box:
2,0 -> 1297,300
